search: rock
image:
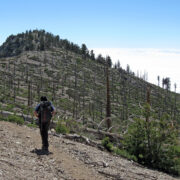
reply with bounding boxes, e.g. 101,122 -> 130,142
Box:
51,129 -> 56,133
103,162 -> 108,168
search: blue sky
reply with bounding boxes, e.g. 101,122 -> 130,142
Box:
0,0 -> 180,91
0,0 -> 180,48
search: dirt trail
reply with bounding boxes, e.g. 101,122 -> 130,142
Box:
0,121 -> 179,180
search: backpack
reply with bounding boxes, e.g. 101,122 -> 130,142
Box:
39,101 -> 52,123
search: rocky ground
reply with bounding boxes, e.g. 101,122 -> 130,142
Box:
0,121 -> 179,180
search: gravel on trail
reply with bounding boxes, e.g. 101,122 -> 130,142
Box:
0,121 -> 178,180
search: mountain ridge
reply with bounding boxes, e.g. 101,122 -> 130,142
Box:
0,30 -> 98,64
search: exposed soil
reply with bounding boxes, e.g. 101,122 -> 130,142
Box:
0,121 -> 179,180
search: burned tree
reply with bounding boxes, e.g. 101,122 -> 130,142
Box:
106,57 -> 111,130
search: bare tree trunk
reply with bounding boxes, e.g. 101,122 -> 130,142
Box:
111,71 -> 114,102
106,66 -> 111,130
30,81 -> 33,106
73,62 -> 77,118
28,81 -> 31,107
17,78 -> 20,95
146,87 -> 151,156
82,72 -> 86,124
13,61 -> 16,103
37,82 -> 40,101
174,84 -> 177,121
146,87 -> 150,122
52,81 -> 55,101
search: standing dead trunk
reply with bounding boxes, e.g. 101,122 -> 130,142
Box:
106,66 -> 111,130
28,81 -> 31,107
146,86 -> 151,157
73,62 -> 77,118
146,87 -> 151,122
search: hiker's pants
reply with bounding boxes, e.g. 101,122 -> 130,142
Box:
39,120 -> 50,148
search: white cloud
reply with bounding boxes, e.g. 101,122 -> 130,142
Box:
92,48 -> 180,93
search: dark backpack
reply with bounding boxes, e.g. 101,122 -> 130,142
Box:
39,101 -> 52,123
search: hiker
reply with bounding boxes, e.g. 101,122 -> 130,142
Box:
34,96 -> 55,152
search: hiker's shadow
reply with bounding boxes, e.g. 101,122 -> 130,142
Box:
31,148 -> 53,156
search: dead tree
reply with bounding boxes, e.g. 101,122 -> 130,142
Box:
174,83 -> 177,120
52,81 -> 56,101
28,81 -> 32,107
106,66 -> 111,130
146,86 -> 151,153
73,61 -> 77,119
82,72 -> 86,124
146,86 -> 151,122
111,70 -> 115,102
157,76 -> 160,87
13,61 -> 16,103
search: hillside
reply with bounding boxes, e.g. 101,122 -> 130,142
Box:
0,30 -> 180,133
0,30 -> 180,177
0,121 -> 178,180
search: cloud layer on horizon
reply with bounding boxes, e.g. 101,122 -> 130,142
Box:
92,48 -> 180,92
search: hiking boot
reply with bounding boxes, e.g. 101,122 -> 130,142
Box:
42,145 -> 48,152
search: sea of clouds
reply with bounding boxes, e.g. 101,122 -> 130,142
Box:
92,48 -> 180,93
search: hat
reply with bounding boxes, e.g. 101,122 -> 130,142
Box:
40,96 -> 47,101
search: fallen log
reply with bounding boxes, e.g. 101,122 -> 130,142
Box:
83,127 -> 123,140
62,133 -> 104,150
98,170 -> 123,179
0,110 -> 33,122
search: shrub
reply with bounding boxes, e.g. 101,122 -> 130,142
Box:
102,137 -> 137,161
0,115 -> 7,121
66,118 -> 82,133
123,109 -> 180,176
5,104 -> 15,111
8,115 -> 24,125
102,137 -> 114,152
27,122 -> 37,128
55,120 -> 69,134
114,148 -> 137,162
